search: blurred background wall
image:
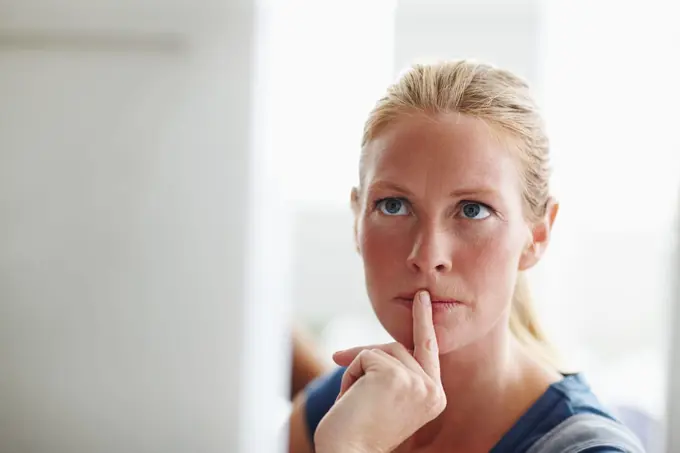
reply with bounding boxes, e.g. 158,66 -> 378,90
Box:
0,1 -> 293,452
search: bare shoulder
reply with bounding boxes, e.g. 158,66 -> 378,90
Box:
288,391 -> 314,453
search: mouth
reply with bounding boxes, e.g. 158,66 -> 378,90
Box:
395,292 -> 464,308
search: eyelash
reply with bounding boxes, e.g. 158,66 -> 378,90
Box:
372,197 -> 494,217
373,197 -> 409,213
461,200 -> 493,212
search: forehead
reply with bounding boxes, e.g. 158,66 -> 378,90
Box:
363,113 -> 520,192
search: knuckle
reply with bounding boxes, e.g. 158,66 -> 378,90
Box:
391,363 -> 409,379
385,365 -> 409,387
426,387 -> 447,414
357,349 -> 373,361
412,384 -> 427,402
370,348 -> 388,361
417,379 -> 445,409
424,338 -> 435,352
423,378 -> 439,394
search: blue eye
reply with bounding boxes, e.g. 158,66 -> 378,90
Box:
460,202 -> 491,220
376,198 -> 409,216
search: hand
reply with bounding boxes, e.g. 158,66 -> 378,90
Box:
313,291 -> 446,453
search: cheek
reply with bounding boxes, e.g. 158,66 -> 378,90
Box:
359,217 -> 407,270
458,228 -> 523,299
358,217 -> 418,302
467,233 -> 515,268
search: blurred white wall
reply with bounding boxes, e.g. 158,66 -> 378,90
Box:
0,1 -> 291,452
277,1 -> 399,353
538,3 -> 680,442
395,0 -> 539,83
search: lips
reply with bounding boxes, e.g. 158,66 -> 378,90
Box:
395,291 -> 463,305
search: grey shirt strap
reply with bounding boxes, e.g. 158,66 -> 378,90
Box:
526,413 -> 646,453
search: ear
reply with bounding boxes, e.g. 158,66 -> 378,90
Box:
351,187 -> 361,254
518,197 -> 559,271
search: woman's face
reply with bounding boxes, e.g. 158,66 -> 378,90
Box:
353,113 -> 542,354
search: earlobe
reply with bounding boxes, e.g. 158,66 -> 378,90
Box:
518,241 -> 538,271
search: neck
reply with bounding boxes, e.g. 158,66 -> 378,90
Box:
440,322 -> 518,396
407,319 -> 557,451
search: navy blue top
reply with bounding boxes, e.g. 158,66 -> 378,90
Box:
304,367 -> 626,452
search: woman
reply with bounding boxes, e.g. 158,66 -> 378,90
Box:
287,60 -> 644,452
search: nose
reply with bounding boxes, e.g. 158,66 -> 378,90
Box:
406,225 -> 453,275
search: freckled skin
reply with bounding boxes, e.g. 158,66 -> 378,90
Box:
354,113 -> 533,354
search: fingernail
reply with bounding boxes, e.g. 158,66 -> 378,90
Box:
419,291 -> 431,306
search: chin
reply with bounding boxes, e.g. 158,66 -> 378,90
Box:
432,324 -> 479,354
373,304 -> 477,354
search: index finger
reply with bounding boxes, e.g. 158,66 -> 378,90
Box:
413,290 -> 441,382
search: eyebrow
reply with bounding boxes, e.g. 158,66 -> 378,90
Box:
367,180 -> 499,199
449,187 -> 500,199
367,180 -> 413,196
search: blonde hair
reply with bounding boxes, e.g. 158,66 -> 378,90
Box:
360,60 -> 561,369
